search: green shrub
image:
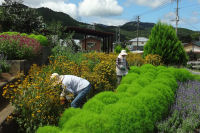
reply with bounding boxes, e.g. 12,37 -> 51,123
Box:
152,77 -> 177,93
140,64 -> 156,73
58,108 -> 81,128
168,67 -> 194,82
62,111 -> 113,133
147,83 -> 174,105
0,54 -> 10,72
93,91 -> 119,105
36,126 -> 60,133
120,73 -> 139,84
126,83 -> 143,96
141,87 -> 168,115
116,84 -> 132,92
118,97 -> 154,132
143,21 -> 188,65
129,66 -> 141,74
0,34 -> 41,60
134,76 -> 152,87
102,103 -> 148,133
135,93 -> 164,123
28,34 -> 48,46
83,99 -> 105,114
114,45 -> 122,53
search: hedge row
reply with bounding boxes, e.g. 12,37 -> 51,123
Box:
0,32 -> 48,46
37,64 -> 197,133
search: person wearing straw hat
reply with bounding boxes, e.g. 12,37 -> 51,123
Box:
116,50 -> 130,85
50,73 -> 91,108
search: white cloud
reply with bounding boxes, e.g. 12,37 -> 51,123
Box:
89,17 -> 128,26
40,1 -> 77,18
126,0 -> 170,8
160,12 -> 176,25
22,0 -> 78,19
78,0 -> 123,17
23,0 -> 63,8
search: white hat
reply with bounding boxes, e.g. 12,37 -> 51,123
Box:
120,50 -> 127,56
50,73 -> 60,80
50,73 -> 62,86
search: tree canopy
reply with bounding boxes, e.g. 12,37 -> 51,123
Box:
144,22 -> 188,65
0,0 -> 44,33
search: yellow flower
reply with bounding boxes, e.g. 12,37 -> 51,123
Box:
37,110 -> 41,113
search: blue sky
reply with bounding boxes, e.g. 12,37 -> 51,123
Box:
1,0 -> 200,31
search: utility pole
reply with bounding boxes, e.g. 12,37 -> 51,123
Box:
115,26 -> 120,44
175,0 -> 179,34
136,16 -> 140,51
118,26 -> 120,43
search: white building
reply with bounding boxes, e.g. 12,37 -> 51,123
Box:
127,37 -> 148,51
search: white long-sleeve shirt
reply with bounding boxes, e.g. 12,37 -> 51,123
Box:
60,75 -> 90,97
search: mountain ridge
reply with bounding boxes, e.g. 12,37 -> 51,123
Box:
35,7 -> 199,42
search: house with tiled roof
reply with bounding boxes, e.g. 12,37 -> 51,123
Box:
183,41 -> 200,54
127,37 -> 148,52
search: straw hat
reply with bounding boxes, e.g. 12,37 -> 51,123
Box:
120,50 -> 127,56
50,73 -> 63,86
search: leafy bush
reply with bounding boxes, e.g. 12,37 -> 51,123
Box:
168,67 -> 195,82
36,126 -> 60,133
0,53 -> 10,72
0,32 -> 49,46
28,34 -> 48,46
93,91 -> 119,105
102,103 -> 150,133
114,45 -> 122,53
0,34 -> 41,60
127,53 -> 144,66
83,98 -> 105,114
36,64 -> 199,133
2,64 -> 64,133
62,111 -> 113,133
143,21 -> 188,65
116,84 -> 132,92
58,108 -> 81,128
126,83 -> 143,96
144,54 -> 163,66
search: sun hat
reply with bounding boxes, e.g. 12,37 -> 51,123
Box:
120,50 -> 127,56
51,73 -> 63,86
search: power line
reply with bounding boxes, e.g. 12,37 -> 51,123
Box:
180,18 -> 200,31
179,3 -> 200,9
136,0 -> 173,17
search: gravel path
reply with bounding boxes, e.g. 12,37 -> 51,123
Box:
187,69 -> 200,75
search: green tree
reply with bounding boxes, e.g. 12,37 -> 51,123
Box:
0,0 -> 44,33
144,22 -> 188,65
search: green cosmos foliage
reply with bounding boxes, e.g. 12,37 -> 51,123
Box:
143,22 -> 188,65
36,126 -> 60,133
37,64 -> 197,133
58,108 -> 81,128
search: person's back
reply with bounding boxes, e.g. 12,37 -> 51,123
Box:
62,75 -> 90,94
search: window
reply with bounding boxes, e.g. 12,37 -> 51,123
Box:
87,42 -> 96,48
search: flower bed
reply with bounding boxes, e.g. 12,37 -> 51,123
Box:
36,64 -> 199,133
157,80 -> 200,132
1,51 -> 166,132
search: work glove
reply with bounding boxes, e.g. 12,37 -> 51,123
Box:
60,96 -> 66,105
66,93 -> 74,101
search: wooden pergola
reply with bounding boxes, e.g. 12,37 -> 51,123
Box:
64,26 -> 114,53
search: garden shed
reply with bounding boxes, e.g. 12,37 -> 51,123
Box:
65,26 -> 114,53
